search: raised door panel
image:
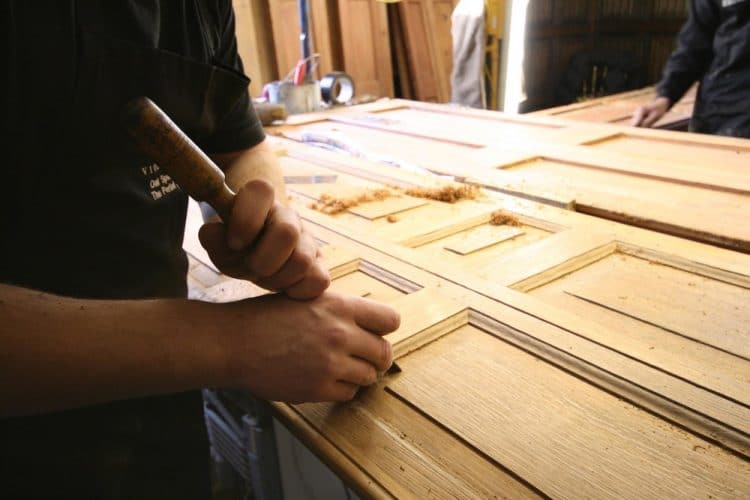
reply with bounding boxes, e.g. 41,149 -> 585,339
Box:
388,325 -> 750,499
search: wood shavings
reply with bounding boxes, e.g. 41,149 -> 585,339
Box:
489,210 -> 522,227
310,188 -> 394,215
404,184 -> 481,203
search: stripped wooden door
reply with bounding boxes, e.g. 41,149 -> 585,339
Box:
185,201 -> 750,498
266,139 -> 750,456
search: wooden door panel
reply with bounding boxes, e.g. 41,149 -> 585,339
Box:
388,325 -> 750,499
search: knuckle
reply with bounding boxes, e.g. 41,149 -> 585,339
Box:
325,328 -> 346,349
291,249 -> 314,273
275,220 -> 300,246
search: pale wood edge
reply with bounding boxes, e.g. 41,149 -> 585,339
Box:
269,402 -> 394,499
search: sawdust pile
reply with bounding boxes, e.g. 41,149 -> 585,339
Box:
489,210 -> 521,226
308,183 -> 482,216
404,184 -> 481,203
309,188 -> 393,214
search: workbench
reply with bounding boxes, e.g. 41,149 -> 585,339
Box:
187,101 -> 749,498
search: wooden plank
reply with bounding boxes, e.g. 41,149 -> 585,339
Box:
337,0 -> 394,98
318,244 -> 359,277
398,0 -> 458,103
268,0 -> 340,81
581,130 -> 750,173
389,326 -> 750,499
186,213 -> 750,496
232,0 -> 277,96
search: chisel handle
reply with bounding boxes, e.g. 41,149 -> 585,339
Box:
121,96 -> 235,222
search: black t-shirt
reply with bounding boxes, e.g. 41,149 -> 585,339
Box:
657,0 -> 750,137
1,1 -> 265,498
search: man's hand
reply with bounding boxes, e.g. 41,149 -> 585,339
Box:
227,291 -> 400,403
631,96 -> 671,128
199,179 -> 330,300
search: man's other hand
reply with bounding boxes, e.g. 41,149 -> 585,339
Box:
631,96 -> 671,128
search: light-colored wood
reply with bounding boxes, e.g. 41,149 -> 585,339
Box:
560,250 -> 750,357
347,196 -> 428,220
232,0 -> 277,96
443,225 -> 525,255
398,0 -> 458,103
329,270 -> 406,301
531,85 -> 697,130
492,230 -> 616,290
337,0 -> 394,98
284,387 -> 540,499
269,99 -> 750,251
389,326 -> 750,499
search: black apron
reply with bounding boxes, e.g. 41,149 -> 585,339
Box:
2,4 -> 252,498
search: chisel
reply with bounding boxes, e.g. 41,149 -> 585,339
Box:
121,97 -> 236,223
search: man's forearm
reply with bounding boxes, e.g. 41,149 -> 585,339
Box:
212,139 -> 288,205
0,283 -> 234,417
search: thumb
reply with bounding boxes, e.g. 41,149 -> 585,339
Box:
199,222 -> 240,270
